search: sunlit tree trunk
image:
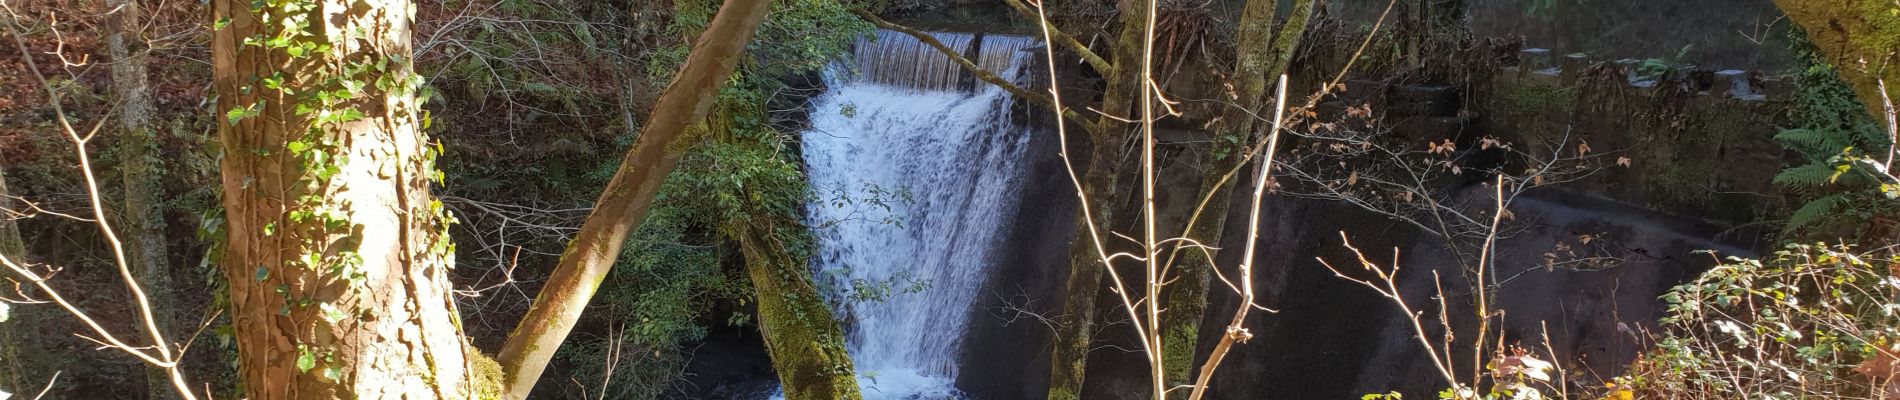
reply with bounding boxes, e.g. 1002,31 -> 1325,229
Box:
493,0 -> 776,397
1158,0 -> 1313,387
1772,0 -> 1900,120
211,0 -> 490,398
731,218 -> 861,400
105,0 -> 178,397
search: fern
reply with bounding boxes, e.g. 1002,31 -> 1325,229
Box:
1772,34 -> 1895,239
1772,163 -> 1838,191
1772,128 -> 1850,162
1784,193 -> 1849,234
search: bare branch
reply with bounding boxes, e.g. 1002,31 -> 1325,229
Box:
999,0 -> 1113,74
0,6 -> 196,399
1186,74 -> 1287,400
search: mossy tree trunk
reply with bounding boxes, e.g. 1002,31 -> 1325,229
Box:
1046,125 -> 1126,400
494,0 -> 776,397
105,1 -> 178,397
1046,0 -> 1150,397
0,167 -> 26,396
732,218 -> 861,400
212,0 -> 487,398
1773,0 -> 1900,120
1157,0 -> 1314,388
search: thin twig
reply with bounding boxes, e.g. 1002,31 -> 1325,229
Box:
1186,74 -> 1288,400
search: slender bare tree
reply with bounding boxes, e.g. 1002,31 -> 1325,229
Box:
102,0 -> 179,396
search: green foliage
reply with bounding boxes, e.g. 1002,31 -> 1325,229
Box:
546,0 -> 872,397
1770,147 -> 1840,188
225,0 -> 456,383
650,0 -> 872,82
1621,244 -> 1900,398
1771,35 -> 1897,238
558,199 -> 744,399
1784,192 -> 1850,232
431,0 -> 611,116
1631,45 -> 1694,82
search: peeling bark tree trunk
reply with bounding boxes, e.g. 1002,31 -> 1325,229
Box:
1158,0 -> 1313,387
105,0 -> 178,397
1046,0 -> 1149,397
0,167 -> 26,395
493,0 -> 776,397
212,1 -> 490,398
731,219 -> 861,400
1773,0 -> 1900,120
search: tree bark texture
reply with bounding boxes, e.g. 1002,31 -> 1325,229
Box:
105,0 -> 179,397
0,167 -> 27,396
1158,0 -> 1313,387
1045,0 -> 1149,396
732,219 -> 862,400
212,0 -> 489,398
1773,0 -> 1900,120
493,0 -> 776,397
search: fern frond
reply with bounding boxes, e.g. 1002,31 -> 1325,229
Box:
1774,128 -> 1826,148
1773,163 -> 1838,191
1784,193 -> 1849,234
1774,128 -> 1852,160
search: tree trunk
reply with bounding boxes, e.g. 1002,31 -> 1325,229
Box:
732,219 -> 862,400
0,167 -> 27,396
105,1 -> 178,397
211,1 -> 492,398
493,0 -> 775,397
1158,0 -> 1313,387
1773,0 -> 1900,120
1045,0 -> 1149,397
1045,138 -> 1123,400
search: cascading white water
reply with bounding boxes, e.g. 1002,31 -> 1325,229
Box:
797,30 -> 1039,399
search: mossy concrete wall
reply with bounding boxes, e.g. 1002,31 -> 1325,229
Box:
1476,48 -> 1795,240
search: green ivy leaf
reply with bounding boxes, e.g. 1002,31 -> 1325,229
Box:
225,103 -> 261,125
320,303 -> 348,323
332,108 -> 365,124
296,350 -> 316,372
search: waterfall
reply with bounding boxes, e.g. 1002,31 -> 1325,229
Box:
797,30 -> 1039,398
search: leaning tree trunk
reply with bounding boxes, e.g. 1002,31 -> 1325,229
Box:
731,218 -> 861,400
1772,0 -> 1900,120
211,0 -> 492,398
104,0 -> 177,397
1157,0 -> 1314,387
0,167 -> 27,396
494,0 -> 776,397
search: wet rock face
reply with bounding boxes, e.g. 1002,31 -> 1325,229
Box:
846,12 -> 1787,398
1347,189 -> 1748,398
1181,187 -> 1744,399
953,115 -> 1078,399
